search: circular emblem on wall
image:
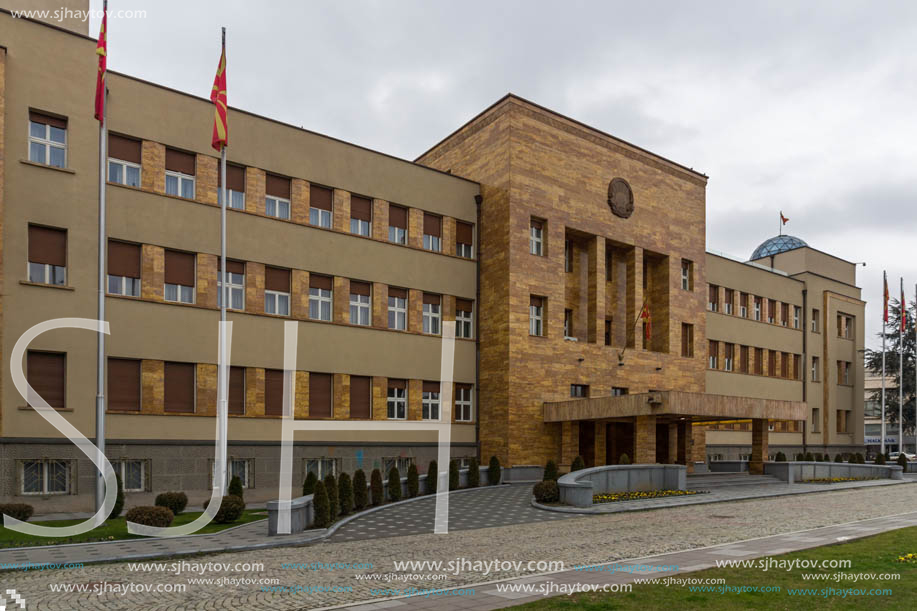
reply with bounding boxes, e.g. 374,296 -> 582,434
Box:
608,178 -> 634,219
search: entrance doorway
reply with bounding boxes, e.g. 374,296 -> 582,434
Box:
606,422 -> 634,464
578,421 -> 595,467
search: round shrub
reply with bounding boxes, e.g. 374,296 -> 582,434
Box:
814,453 -> 823,461
387,466 -> 402,502
407,463 -> 420,498
835,454 -> 844,463
126,505 -> 174,528
618,453 -> 630,465
449,460 -> 460,491
338,472 -> 353,516
898,453 -> 909,468
795,453 -> 805,461
426,460 -> 438,494
370,469 -> 384,506
488,455 -> 501,486
353,469 -> 367,510
804,452 -> 814,462
571,455 -> 585,472
324,474 -> 338,520
544,460 -> 559,482
228,475 -> 244,500
876,453 -> 886,465
0,503 -> 34,522
532,480 -> 559,503
775,452 -> 786,462
109,473 -> 124,521
467,457 -> 480,488
312,481 -> 330,528
202,495 -> 245,524
155,491 -> 188,516
302,471 -> 318,497
856,453 -> 865,464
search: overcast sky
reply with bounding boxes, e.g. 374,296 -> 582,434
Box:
89,0 -> 917,349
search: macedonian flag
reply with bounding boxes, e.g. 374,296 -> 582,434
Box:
94,6 -> 107,122
640,303 -> 652,341
210,38 -> 227,151
902,286 -> 907,333
884,272 -> 889,323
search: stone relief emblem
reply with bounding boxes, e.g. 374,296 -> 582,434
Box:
608,178 -> 634,219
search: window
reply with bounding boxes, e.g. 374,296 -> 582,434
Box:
388,205 -> 407,244
838,314 -> 854,339
530,219 -> 544,256
781,303 -> 789,327
605,318 -> 612,346
29,111 -> 67,167
107,240 -> 140,297
681,260 -> 693,290
724,343 -> 734,372
767,299 -> 776,324
309,185 -> 333,228
388,288 -> 407,330
708,285 -> 719,312
781,352 -> 790,378
768,421 -> 775,432
265,267 -> 291,316
794,306 -> 801,329
739,345 -> 750,373
350,195 -> 372,236
422,213 -> 442,252
422,382 -> 440,419
28,225 -> 67,286
112,459 -> 145,492
811,309 -> 820,332
422,293 -> 442,335
754,296 -> 762,321
837,361 -> 852,386
456,222 -> 474,258
837,410 -> 851,434
530,296 -> 544,336
812,356 -> 820,382
230,458 -> 251,488
708,340 -> 719,369
305,457 -> 339,479
164,362 -> 195,413
570,384 -> 589,398
754,348 -> 764,375
264,369 -> 284,416
108,134 -> 141,187
612,387 -> 628,396
309,373 -> 332,418
266,174 -> 291,220
229,366 -> 245,415
165,148 -> 195,199
349,281 -> 371,326
456,299 -> 473,339
27,351 -> 65,408
309,275 -> 333,321
606,252 -> 614,281
739,293 -> 749,318
217,260 -> 245,310
350,376 -> 371,419
164,250 -> 195,304
680,324 -> 693,357
383,456 -> 415,475
812,408 -> 821,433
21,459 -> 70,495
455,384 -> 473,422
108,358 -> 140,411
724,289 -> 734,315
218,164 -> 246,210
387,380 -> 407,419
564,240 -> 573,272
794,354 -> 801,380
564,309 -> 573,339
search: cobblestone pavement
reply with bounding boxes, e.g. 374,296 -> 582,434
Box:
5,484 -> 917,610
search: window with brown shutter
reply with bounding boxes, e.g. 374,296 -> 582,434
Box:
164,250 -> 195,286
220,164 -> 245,191
389,205 -> 407,228
229,366 -> 245,415
740,345 -> 750,373
530,296 -> 544,308
309,275 -> 333,291
423,213 -> 442,237
681,323 -> 693,357
165,148 -> 195,175
755,348 -> 764,374
29,111 -> 68,167
108,241 -> 141,278
422,293 -> 441,305
108,134 -> 141,163
29,225 -> 66,267
388,287 -> 407,300
388,379 -> 406,390
266,174 -> 291,198
423,381 -> 440,393
164,362 -> 195,413
265,369 -> 284,416
27,351 -> 65,409
265,267 -> 290,292
351,196 -> 372,221
218,259 -> 245,275
29,110 -> 67,129
768,351 -> 777,376
350,376 -> 371,419
456,221 -> 474,257
108,358 -> 140,411
455,298 -> 473,313
310,185 -> 333,211
309,373 -> 332,418
350,281 -> 371,296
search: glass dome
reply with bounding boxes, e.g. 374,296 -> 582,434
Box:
750,235 -> 808,260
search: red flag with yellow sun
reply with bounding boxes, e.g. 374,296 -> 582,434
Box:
210,37 -> 227,150
93,6 -> 107,122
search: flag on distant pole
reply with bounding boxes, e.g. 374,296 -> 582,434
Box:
900,277 -> 905,454
884,273 -> 890,322
94,3 -> 107,121
901,283 -> 908,333
779,211 -> 788,235
210,37 -> 228,151
640,303 -> 651,341
94,0 -> 109,514
881,271 -> 888,455
213,28 -> 229,496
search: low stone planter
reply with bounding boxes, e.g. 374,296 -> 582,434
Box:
764,461 -> 903,484
557,464 -> 687,508
709,460 -> 749,473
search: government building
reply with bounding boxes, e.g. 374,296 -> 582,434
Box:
0,7 -> 865,511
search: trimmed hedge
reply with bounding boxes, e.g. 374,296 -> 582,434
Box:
202,495 -> 245,524
619,454 -> 631,465
533,480 -> 559,503
371,469 -> 384,506
856,453 -> 865,464
154,491 -> 188,516
449,460 -> 460,491
467,457 -> 480,488
353,469 -> 368,510
324,474 -> 338,520
775,452 -> 786,462
426,460 -> 438,494
407,463 -> 420,498
898,454 -> 909,468
804,452 -> 815,462
488,456 -> 501,486
302,471 -> 318,497
126,505 -> 174,528
109,473 -> 125,520
544,460 -> 559,482
387,466 -> 402,502
876,453 -> 886,465
338,472 -> 353,516
0,503 -> 34,522
571,455 -> 585,472
835,454 -> 844,463
312,481 -> 330,528
228,475 -> 244,500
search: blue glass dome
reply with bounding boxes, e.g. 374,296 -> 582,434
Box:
750,235 -> 808,260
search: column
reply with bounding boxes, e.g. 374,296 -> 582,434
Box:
244,167 -> 265,215
588,236 -> 606,344
594,422 -> 607,466
692,425 -> 707,463
668,422 -> 679,464
634,415 -> 656,463
750,418 -> 768,474
291,178 -> 309,225
196,154 -> 218,205
678,420 -> 693,473
141,141 -> 165,193
561,421 -> 579,471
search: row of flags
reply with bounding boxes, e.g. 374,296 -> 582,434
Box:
881,271 -> 911,456
883,272 -> 908,331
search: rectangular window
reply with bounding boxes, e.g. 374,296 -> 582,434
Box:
811,357 -> 820,381
164,250 -> 195,304
164,362 -> 195,413
388,205 -> 407,244
781,303 -> 789,327
794,354 -> 801,380
612,387 -> 628,397
108,358 -> 140,411
739,293 -> 749,318
217,260 -> 245,310
708,340 -> 718,369
387,379 -> 407,419
29,111 -> 67,167
350,195 -> 372,237
605,318 -> 612,346
165,148 -> 196,199
264,369 -> 284,416
455,384 -> 473,422
350,375 -> 371,419
739,345 -> 750,374
422,293 -> 442,335
218,164 -> 246,210
422,213 -> 442,252
570,384 -> 589,398
265,267 -> 291,316
837,361 -> 851,385
812,408 -> 821,433
107,133 -> 141,187
383,456 -> 415,475
681,260 -> 693,290
28,225 -> 67,286
107,240 -> 141,297
564,309 -> 573,339
230,458 -> 251,489
530,219 -> 544,256
309,185 -> 333,228
794,306 -> 801,329
21,459 -> 70,495
724,289 -> 734,315
27,351 -> 65,408
349,281 -> 371,326
752,296 -> 762,321
767,299 -> 776,324
388,288 -> 407,330
781,352 -> 790,378
724,343 -> 735,372
838,314 -> 854,339
564,240 -> 573,273
768,351 -> 777,377
530,296 -> 544,336
681,323 -> 694,357
708,285 -> 719,312
422,381 -> 440,419
754,348 -> 764,375
309,373 -> 332,418
812,309 -> 820,332
266,174 -> 291,220
455,299 -> 474,339
229,366 -> 245,415
309,275 -> 333,321
114,459 -> 145,492
456,221 -> 474,258
305,457 -> 339,479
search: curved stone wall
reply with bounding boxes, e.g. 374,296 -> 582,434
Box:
557,464 -> 687,508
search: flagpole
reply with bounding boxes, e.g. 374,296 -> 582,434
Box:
95,0 -> 108,514
900,277 -> 904,455
882,271 -> 887,457
217,26 -> 229,493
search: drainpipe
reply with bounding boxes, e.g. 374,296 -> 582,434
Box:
802,289 -> 808,455
474,194 -> 483,462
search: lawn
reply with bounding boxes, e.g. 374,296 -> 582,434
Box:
512,525 -> 917,610
0,509 -> 267,549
